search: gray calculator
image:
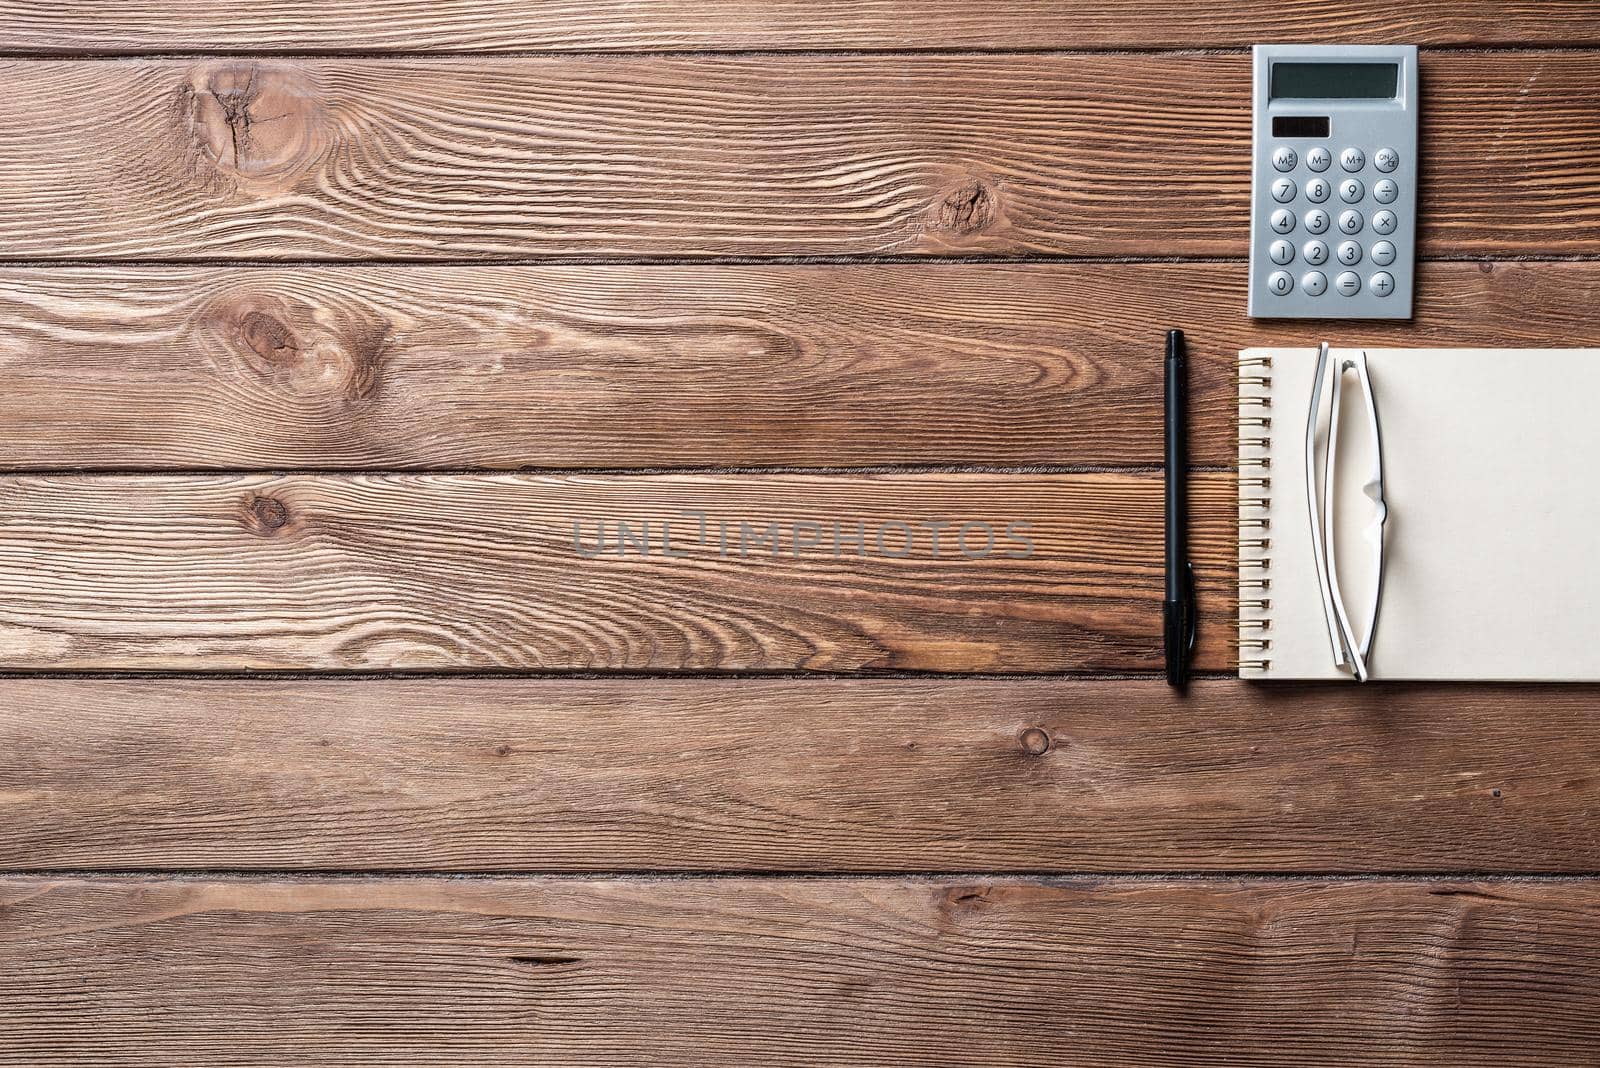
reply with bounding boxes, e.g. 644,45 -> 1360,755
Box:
1248,45 -> 1418,319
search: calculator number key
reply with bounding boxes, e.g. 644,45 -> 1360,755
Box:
1336,241 -> 1362,266
1302,240 -> 1328,266
1268,271 -> 1294,296
1304,177 -> 1331,203
1338,210 -> 1364,235
1270,208 -> 1296,234
1303,209 -> 1330,234
1271,178 -> 1297,203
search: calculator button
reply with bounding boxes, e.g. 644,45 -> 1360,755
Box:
1269,239 -> 1294,265
1303,177 -> 1330,203
1339,210 -> 1364,235
1270,208 -> 1296,234
1337,240 -> 1362,266
1268,271 -> 1293,296
1372,210 -> 1397,235
1339,178 -> 1365,203
1335,271 -> 1361,296
1306,146 -> 1332,172
1272,146 -> 1298,172
1271,178 -> 1296,203
1304,208 -> 1330,234
1373,179 -> 1398,204
1301,271 -> 1328,296
1371,240 -> 1397,266
1374,148 -> 1399,173
1370,272 -> 1395,297
1340,147 -> 1366,172
1302,239 -> 1328,266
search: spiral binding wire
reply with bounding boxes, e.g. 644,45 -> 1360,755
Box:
1239,354 -> 1274,673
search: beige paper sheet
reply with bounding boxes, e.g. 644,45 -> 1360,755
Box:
1240,347 -> 1600,681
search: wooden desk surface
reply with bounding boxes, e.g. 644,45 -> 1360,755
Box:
3,4 -> 1600,1062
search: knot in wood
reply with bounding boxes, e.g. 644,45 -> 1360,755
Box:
207,293 -> 389,405
1019,727 -> 1051,756
243,494 -> 291,536
179,63 -> 327,188
238,310 -> 301,366
945,885 -> 992,911
934,180 -> 998,235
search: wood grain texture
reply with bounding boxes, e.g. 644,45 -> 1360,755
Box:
4,261 -> 1599,469
0,53 -> 1596,259
3,1 -> 1597,52
0,473 -> 1235,672
3,677 -> 1597,872
6,875 -> 1600,1065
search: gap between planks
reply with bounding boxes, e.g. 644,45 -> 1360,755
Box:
8,871 -> 1600,882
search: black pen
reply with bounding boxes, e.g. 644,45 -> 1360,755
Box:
1163,329 -> 1197,687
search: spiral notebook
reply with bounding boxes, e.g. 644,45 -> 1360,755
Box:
1238,346 -> 1600,682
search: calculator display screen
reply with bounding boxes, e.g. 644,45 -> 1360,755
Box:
1272,116 -> 1330,138
1270,62 -> 1398,100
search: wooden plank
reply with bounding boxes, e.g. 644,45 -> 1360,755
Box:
0,472 -> 1236,672
4,261 -> 1598,470
3,1 -> 1597,53
3,677 -> 1598,872
0,53 -> 1595,260
5,875 -> 1600,1064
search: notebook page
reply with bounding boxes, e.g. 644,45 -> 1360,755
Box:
1240,347 -> 1600,682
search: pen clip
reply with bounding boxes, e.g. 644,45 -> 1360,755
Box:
1184,562 -> 1198,655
